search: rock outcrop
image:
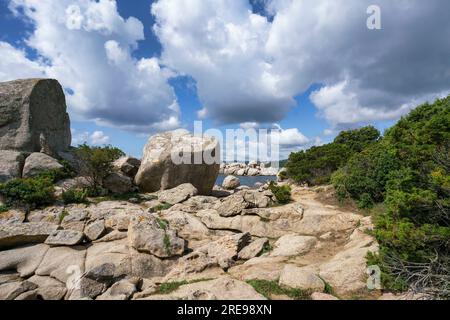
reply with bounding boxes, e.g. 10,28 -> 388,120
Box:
220,162 -> 279,176
113,157 -> 141,179
0,184 -> 380,300
135,130 -> 220,195
0,151 -> 25,183
0,79 -> 71,154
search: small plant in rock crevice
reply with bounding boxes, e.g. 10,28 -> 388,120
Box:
246,279 -> 311,300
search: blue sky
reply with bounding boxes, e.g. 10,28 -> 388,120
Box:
0,0 -> 448,158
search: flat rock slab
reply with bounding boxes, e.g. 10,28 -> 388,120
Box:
0,244 -> 49,277
279,264 -> 325,292
158,183 -> 198,205
271,234 -> 317,257
35,246 -> 86,283
0,222 -> 59,249
45,230 -> 84,246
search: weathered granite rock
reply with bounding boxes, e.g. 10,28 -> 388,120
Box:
80,263 -> 116,299
242,190 -> 275,208
213,190 -> 274,217
87,201 -> 145,222
271,234 -> 317,257
44,230 -> 84,246
113,156 -> 141,179
222,175 -> 240,190
54,176 -> 91,197
318,242 -> 378,296
0,209 -> 26,225
161,210 -> 210,241
0,272 -> 21,286
84,240 -> 131,279
0,280 -> 38,300
85,220 -> 106,241
279,265 -> 325,292
103,172 -> 133,194
162,251 -> 225,283
169,195 -> 218,214
158,183 -> 198,205
96,278 -> 138,300
130,249 -> 175,279
35,246 -> 86,283
15,289 -> 39,300
135,130 -> 220,195
139,277 -> 266,300
238,238 -> 269,260
228,256 -> 286,282
0,222 -> 58,249
0,79 -> 71,154
22,152 -> 63,178
0,244 -> 49,277
128,215 -> 185,258
311,292 -> 339,300
27,206 -> 64,224
197,233 -> 251,269
60,206 -> 88,232
214,194 -> 249,217
0,150 -> 25,183
94,230 -> 127,243
27,275 -> 67,300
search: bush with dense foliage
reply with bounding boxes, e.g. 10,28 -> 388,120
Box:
269,182 -> 292,204
286,126 -> 380,185
0,175 -> 55,208
74,144 -> 125,195
62,188 -> 89,205
333,98 -> 450,298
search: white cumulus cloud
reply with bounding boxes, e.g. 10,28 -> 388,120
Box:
5,0 -> 180,133
152,0 -> 450,128
71,129 -> 110,146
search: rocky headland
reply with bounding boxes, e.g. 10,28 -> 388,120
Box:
0,79 -> 392,301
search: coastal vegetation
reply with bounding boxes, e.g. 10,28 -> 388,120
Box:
285,96 -> 450,298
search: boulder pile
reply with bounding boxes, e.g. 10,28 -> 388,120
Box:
0,184 -> 380,300
220,161 -> 279,177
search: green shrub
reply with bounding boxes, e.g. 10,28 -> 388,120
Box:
74,144 -> 125,191
0,204 -> 9,213
62,188 -> 89,205
269,182 -> 292,204
0,175 -> 55,208
337,97 -> 450,298
286,126 -> 380,185
331,142 -> 400,208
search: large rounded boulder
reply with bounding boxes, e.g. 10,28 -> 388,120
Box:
0,79 -> 71,154
135,130 -> 220,195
